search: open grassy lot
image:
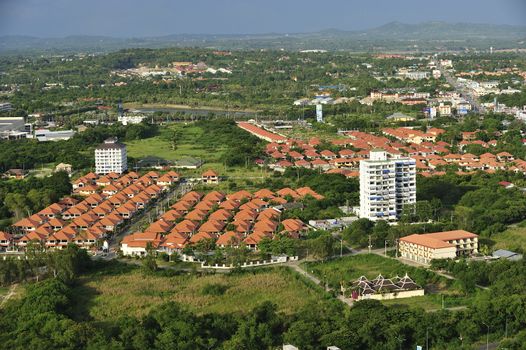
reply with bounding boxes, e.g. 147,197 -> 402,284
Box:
303,254 -> 443,288
126,123 -> 221,162
381,295 -> 442,311
302,254 -> 470,310
126,122 -> 272,182
489,226 -> 526,252
69,263 -> 335,322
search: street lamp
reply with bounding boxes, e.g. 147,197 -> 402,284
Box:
426,327 -> 431,350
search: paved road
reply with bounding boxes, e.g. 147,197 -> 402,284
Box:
438,63 -> 485,114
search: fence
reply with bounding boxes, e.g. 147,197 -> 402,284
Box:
181,255 -> 298,270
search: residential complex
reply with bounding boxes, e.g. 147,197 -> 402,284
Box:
120,187 -> 319,256
399,230 -> 479,264
359,149 -> 416,221
95,137 -> 128,175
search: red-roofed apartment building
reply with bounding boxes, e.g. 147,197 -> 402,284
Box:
399,230 -> 479,264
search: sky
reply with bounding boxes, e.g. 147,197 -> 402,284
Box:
0,0 -> 525,37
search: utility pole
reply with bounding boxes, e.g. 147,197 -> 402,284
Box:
368,235 -> 372,254
482,322 -> 490,350
426,327 -> 429,350
384,240 -> 388,256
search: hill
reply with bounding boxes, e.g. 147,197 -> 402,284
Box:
1,21 -> 525,54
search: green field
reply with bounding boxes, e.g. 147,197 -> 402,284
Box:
303,254 -> 443,288
490,226 -> 526,252
69,264 -> 335,321
381,295 -> 442,311
125,123 -> 270,182
303,254 -> 468,310
126,124 -> 221,163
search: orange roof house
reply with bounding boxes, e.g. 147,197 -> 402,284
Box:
199,220 -> 226,234
180,191 -> 203,203
203,190 -> 225,203
253,188 -> 275,199
160,232 -> 188,251
282,218 -> 306,233
217,231 -> 244,247
173,220 -> 199,235
190,231 -> 216,244
227,190 -> 252,202
220,199 -> 241,211
121,231 -> 163,256
160,209 -> 184,222
171,200 -> 194,213
194,200 -> 216,212
276,188 -> 299,199
202,170 -> 219,184
296,187 -> 324,200
145,220 -> 174,234
38,203 -> 65,218
208,209 -> 233,222
185,209 -> 209,222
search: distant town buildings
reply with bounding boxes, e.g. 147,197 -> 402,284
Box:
118,114 -> 146,125
0,102 -> 13,112
95,137 -> 128,175
33,129 -> 75,142
401,71 -> 429,80
359,149 -> 416,221
399,230 -> 479,264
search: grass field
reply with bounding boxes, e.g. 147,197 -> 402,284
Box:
126,122 -> 272,183
69,263 -> 335,321
303,254 -> 442,288
302,254 -> 469,310
381,295 -> 442,311
126,124 -> 221,163
490,226 -> 526,252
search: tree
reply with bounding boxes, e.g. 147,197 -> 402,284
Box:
142,242 -> 158,273
4,193 -> 30,219
343,218 -> 374,247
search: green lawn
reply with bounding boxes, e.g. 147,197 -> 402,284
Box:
381,293 -> 471,311
490,226 -> 526,252
302,254 -> 445,291
303,254 -> 468,311
126,124 -> 221,162
381,295 -> 442,311
69,264 -> 335,322
126,122 -> 272,182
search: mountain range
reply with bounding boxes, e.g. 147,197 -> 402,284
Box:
1,21 -> 525,54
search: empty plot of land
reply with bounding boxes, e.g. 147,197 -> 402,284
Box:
490,226 -> 526,252
69,264 -> 335,321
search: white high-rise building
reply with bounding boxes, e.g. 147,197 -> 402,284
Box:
95,137 -> 127,174
359,149 -> 416,221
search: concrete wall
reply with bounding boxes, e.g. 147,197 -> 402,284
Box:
358,289 -> 425,301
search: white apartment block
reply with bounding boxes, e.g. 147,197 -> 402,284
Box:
95,137 -> 127,174
359,149 -> 416,221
